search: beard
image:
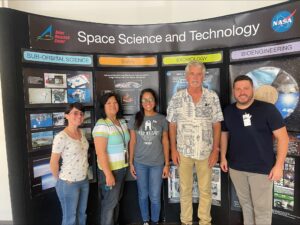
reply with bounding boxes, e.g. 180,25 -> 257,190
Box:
235,94 -> 254,105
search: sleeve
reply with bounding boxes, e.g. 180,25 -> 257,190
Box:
221,106 -> 230,132
161,115 -> 169,132
267,104 -> 285,131
52,132 -> 66,154
211,92 -> 224,123
221,120 -> 228,132
127,115 -> 136,130
92,119 -> 109,138
166,93 -> 179,123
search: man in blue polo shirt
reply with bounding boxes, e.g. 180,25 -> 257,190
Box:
220,75 -> 289,225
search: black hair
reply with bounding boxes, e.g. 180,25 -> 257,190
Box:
134,88 -> 157,129
233,75 -> 253,87
98,92 -> 123,119
64,102 -> 85,125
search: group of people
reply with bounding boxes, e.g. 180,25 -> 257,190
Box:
50,60 -> 289,225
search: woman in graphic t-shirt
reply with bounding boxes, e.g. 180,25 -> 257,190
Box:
128,88 -> 170,225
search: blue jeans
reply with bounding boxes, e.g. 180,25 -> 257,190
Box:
98,167 -> 127,225
55,178 -> 89,225
134,162 -> 164,223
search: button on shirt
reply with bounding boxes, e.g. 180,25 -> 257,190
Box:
166,88 -> 223,160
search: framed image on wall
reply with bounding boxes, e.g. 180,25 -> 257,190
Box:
23,68 -> 94,107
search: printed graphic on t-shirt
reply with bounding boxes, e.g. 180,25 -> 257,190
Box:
138,119 -> 160,145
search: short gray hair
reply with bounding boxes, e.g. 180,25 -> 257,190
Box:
185,60 -> 206,75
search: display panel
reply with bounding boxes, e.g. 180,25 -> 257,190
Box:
229,58 -> 300,132
95,71 -> 159,115
165,68 -> 220,105
23,68 -> 93,107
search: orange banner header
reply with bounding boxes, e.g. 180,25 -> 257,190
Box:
98,55 -> 157,67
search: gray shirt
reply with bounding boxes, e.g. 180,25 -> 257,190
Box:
128,113 -> 168,166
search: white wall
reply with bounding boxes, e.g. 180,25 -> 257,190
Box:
7,1 -> 286,24
0,76 -> 12,221
0,0 -> 287,222
0,1 -> 12,222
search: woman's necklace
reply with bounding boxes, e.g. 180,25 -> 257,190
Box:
108,117 -> 120,126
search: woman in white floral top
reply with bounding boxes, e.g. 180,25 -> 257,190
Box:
50,102 -> 89,225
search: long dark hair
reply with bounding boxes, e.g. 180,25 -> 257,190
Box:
98,92 -> 123,119
134,88 -> 157,129
64,102 -> 85,125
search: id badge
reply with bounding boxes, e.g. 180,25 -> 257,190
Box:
124,150 -> 128,164
243,113 -> 252,127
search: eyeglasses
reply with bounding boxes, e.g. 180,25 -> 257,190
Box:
68,111 -> 84,116
141,98 -> 155,103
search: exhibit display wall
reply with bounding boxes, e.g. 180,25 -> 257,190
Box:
1,1 -> 300,224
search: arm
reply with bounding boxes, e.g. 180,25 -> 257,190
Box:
220,131 -> 229,172
169,122 -> 180,166
94,136 -> 115,186
208,121 -> 221,168
129,129 -> 137,179
50,152 -> 61,179
268,126 -> 289,181
162,131 -> 170,178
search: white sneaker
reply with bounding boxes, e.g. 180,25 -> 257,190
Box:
143,222 -> 150,225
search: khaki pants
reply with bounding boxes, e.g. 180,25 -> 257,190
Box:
178,153 -> 212,225
229,168 -> 273,225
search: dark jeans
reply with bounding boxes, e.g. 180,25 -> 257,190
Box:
98,167 -> 127,225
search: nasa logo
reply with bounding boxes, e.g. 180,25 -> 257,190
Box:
271,10 -> 296,33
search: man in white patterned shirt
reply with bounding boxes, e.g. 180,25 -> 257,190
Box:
167,60 -> 223,225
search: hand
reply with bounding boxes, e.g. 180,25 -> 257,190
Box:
220,158 -> 228,172
105,172 -> 115,187
268,165 -> 283,181
162,166 -> 170,178
130,164 -> 137,179
171,150 -> 180,166
208,149 -> 219,168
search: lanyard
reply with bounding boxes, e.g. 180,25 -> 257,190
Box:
110,119 -> 127,149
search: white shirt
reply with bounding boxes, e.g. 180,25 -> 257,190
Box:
167,88 -> 223,160
52,130 -> 89,182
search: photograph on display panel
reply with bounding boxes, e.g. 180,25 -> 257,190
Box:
31,130 -> 53,150
168,163 -> 221,206
29,154 -> 57,198
95,71 -> 159,115
30,113 -> 52,129
165,68 -> 220,105
229,58 -> 300,131
44,73 -> 67,88
23,68 -> 93,107
274,132 -> 300,157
